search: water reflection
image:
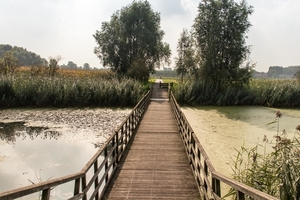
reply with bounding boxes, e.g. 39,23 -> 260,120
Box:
0,122 -> 61,145
0,124 -> 97,195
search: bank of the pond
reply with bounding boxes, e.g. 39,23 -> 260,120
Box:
0,108 -> 130,194
181,106 -> 300,177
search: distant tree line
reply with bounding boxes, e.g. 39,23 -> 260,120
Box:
0,44 -> 47,66
0,44 -> 96,76
60,61 -> 93,70
268,66 -> 300,78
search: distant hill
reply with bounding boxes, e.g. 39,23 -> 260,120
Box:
0,44 -> 47,66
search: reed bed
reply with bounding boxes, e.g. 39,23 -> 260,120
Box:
174,79 -> 300,107
250,79 -> 300,107
0,75 -> 145,107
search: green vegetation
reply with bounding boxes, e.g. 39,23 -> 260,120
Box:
0,51 -> 20,76
175,29 -> 198,82
0,74 -> 145,107
179,0 -> 254,90
94,0 -> 171,82
174,79 -> 300,107
227,111 -> 300,199
0,44 -> 47,66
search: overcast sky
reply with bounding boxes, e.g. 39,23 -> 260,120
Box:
1,0 -> 299,72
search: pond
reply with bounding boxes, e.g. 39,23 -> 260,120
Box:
181,106 -> 300,177
0,108 -> 130,198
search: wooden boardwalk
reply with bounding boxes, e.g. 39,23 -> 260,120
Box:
103,83 -> 200,199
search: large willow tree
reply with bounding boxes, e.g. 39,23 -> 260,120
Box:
194,0 -> 254,89
94,0 -> 171,81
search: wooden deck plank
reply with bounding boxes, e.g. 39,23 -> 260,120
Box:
103,84 -> 200,200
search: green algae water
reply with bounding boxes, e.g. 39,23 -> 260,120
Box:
182,106 -> 300,177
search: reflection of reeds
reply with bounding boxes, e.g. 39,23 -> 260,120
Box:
228,112 -> 300,199
0,75 -> 145,107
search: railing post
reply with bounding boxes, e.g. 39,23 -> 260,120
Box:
237,190 -> 245,200
124,122 -> 128,144
116,130 -> 119,163
41,188 -> 50,200
104,148 -> 108,183
120,127 -> 124,153
81,175 -> 87,200
74,178 -> 81,197
94,160 -> 99,200
212,177 -> 221,197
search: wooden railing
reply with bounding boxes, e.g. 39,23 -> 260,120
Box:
169,92 -> 279,200
0,90 -> 151,200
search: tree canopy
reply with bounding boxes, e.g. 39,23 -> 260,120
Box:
175,29 -> 199,82
93,0 -> 171,81
0,44 -> 47,66
193,0 -> 254,89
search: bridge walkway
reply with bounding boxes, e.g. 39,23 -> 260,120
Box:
103,83 -> 200,199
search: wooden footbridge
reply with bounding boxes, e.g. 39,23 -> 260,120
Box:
0,83 -> 278,200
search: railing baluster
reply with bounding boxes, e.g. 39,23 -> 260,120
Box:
41,188 -> 50,200
116,131 -> 119,163
94,159 -> 99,200
104,148 -> 108,183
81,175 -> 87,200
237,190 -> 245,200
212,177 -> 221,197
74,178 -> 81,197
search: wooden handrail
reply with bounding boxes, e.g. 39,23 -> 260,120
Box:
0,90 -> 151,200
169,91 -> 279,200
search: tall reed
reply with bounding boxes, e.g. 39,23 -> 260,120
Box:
227,112 -> 300,199
0,75 -> 145,107
174,79 -> 300,107
250,79 -> 300,107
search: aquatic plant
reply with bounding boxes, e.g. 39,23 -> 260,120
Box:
0,74 -> 145,107
174,79 -> 300,107
226,111 -> 300,199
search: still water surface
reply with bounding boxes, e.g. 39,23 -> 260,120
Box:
1,106 -> 299,198
0,122 -> 96,196
182,106 -> 300,177
0,108 -> 129,199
